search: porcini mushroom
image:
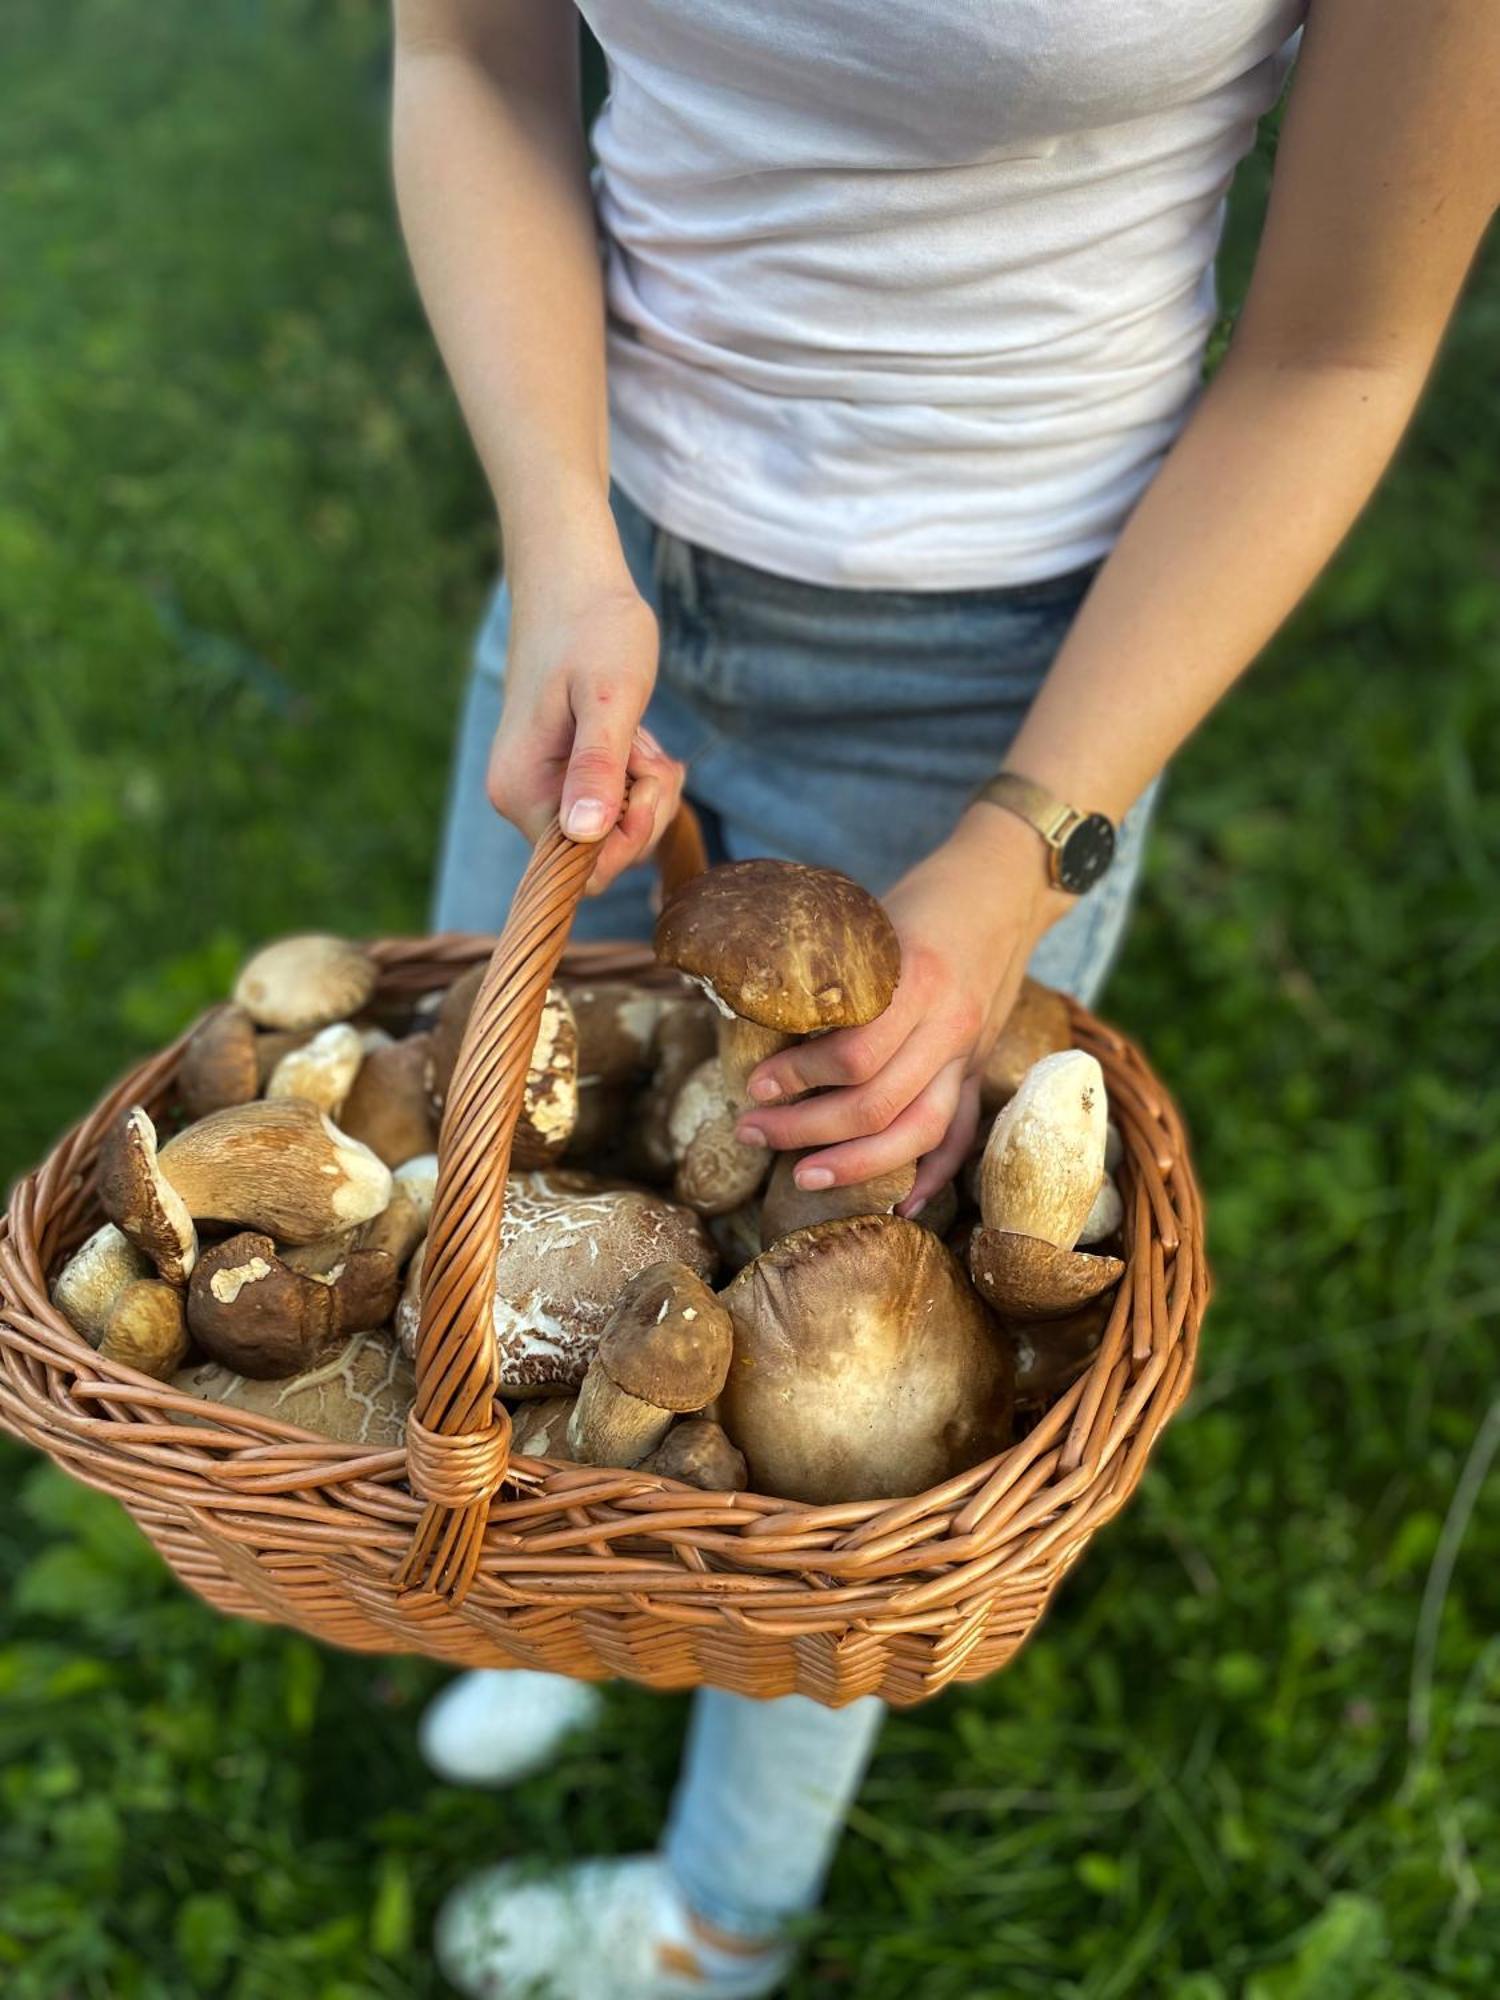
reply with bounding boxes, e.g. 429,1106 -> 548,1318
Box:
759,1151 -> 916,1248
565,979 -> 669,1085
359,1152 -> 437,1268
509,1395 -> 578,1458
338,1031 -> 438,1167
641,1418 -> 747,1492
666,1057 -> 772,1216
426,974 -> 578,1167
98,1279 -> 191,1380
187,1231 -> 399,1379
631,998 -> 718,1179
51,1223 -> 152,1341
1077,1173 -> 1124,1246
265,1021 -> 366,1116
969,1049 -> 1119,1317
654,858 -> 901,1098
394,1172 -> 716,1393
566,1263 -> 733,1468
178,1005 -> 260,1119
977,1049 -> 1108,1246
1007,1297 -> 1112,1408
979,979 -> 1073,1113
720,1214 -> 1014,1504
97,1107 -> 198,1284
157,1099 -> 392,1244
233,934 -> 377,1032
172,1331 -> 415,1447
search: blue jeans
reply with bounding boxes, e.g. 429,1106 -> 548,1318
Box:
433,489 -> 1156,1943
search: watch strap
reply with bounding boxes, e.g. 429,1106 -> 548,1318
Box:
970,771 -> 1080,849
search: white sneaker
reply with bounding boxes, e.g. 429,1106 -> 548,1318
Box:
419,1670 -> 605,1788
435,1853 -> 787,2000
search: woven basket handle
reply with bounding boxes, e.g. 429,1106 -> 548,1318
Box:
393,800 -> 707,1603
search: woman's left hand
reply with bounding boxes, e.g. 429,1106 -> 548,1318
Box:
735,807 -> 1067,1211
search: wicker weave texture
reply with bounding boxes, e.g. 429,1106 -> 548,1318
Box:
0,828 -> 1207,1707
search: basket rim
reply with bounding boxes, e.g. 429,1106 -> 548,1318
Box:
0,933 -> 1209,1603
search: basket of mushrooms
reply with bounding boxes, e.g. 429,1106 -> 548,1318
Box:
0,806 -> 1206,1707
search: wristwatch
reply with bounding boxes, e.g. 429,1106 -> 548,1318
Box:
970,771 -> 1117,894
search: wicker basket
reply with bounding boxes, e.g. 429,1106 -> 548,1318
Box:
0,811 -> 1208,1708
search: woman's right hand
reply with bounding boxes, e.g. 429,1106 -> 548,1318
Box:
485,563 -> 685,896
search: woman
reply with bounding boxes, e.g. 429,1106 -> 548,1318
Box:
392,2 -> 1498,1993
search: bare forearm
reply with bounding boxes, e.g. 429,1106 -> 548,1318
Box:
391,12 -> 622,595
1004,348 -> 1427,819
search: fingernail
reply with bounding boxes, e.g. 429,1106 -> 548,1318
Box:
634,726 -> 665,757
564,798 -> 611,840
748,1076 -> 782,1105
795,1166 -> 834,1191
898,1196 -> 927,1220
736,1124 -> 767,1148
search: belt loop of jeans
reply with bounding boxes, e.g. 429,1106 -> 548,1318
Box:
653,524 -> 701,615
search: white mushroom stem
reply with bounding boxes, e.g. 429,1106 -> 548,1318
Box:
157,1099 -> 392,1244
717,1015 -> 791,1101
265,1022 -> 366,1115
1076,1174 -> 1124,1246
566,1373 -> 675,1468
978,1049 -> 1108,1249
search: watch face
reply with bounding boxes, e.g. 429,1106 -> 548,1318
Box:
1058,814 -> 1116,894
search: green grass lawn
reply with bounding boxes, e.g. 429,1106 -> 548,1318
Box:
3,4 -> 1498,1995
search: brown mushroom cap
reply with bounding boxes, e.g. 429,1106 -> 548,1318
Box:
172,1332 -> 414,1448
720,1214 -> 1014,1505
157,1099 -> 392,1244
564,980 -> 667,1084
654,859 -> 901,1037
967,1226 -> 1124,1319
642,1419 -> 748,1492
593,1263 -> 733,1413
98,1279 -> 190,1381
233,934 -> 377,1032
187,1231 -> 399,1379
759,1153 -> 916,1248
338,1031 -> 439,1168
178,1005 -> 261,1120
979,979 -> 1073,1113
97,1107 -> 198,1284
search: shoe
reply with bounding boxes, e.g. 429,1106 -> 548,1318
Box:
419,1669 -> 605,1788
435,1853 -> 787,2000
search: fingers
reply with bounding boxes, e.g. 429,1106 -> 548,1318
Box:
900,1075 -> 982,1215
736,1019 -> 951,1153
584,726 -> 687,895
743,1002 -> 914,1108
785,1059 -> 969,1191
560,677 -> 640,842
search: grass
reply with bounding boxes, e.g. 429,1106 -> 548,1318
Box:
2,4 -> 1498,1995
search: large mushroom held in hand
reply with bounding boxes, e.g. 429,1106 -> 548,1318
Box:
719,1214 -> 1014,1504
654,859 -> 901,1095
652,860 -> 901,1214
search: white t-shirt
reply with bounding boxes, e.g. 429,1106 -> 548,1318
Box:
582,0 -> 1305,590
